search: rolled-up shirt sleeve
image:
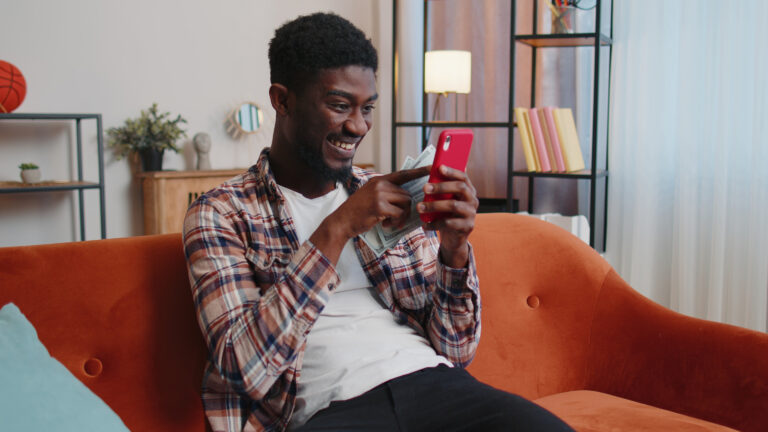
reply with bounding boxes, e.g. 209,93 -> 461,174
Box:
427,243 -> 481,368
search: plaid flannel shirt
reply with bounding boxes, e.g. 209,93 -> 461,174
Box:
183,148 -> 481,432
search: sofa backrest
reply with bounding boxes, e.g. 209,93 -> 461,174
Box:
466,213 -> 613,400
0,233 -> 209,432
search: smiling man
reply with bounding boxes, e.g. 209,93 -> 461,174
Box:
183,12 -> 573,432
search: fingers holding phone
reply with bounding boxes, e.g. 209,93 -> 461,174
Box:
416,129 -> 478,265
419,129 -> 475,225
418,163 -> 478,268
418,165 -> 479,233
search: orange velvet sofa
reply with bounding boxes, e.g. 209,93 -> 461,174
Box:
1,213 -> 766,431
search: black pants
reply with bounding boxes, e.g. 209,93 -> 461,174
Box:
295,365 -> 574,431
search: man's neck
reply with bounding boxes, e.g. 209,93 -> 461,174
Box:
268,148 -> 335,199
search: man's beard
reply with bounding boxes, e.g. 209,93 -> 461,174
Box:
297,143 -> 353,184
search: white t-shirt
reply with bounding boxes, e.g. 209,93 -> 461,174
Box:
277,183 -> 450,429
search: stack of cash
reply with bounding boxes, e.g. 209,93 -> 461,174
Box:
361,145 -> 436,256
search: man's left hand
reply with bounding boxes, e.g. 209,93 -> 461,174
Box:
417,165 -> 479,268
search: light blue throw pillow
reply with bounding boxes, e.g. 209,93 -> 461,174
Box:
0,303 -> 129,431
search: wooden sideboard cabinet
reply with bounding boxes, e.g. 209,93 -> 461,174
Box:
137,169 -> 246,235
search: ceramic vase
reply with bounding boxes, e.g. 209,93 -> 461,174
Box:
140,148 -> 165,172
20,168 -> 41,184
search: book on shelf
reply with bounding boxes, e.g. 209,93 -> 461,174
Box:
527,108 -> 551,172
533,108 -> 557,172
528,110 -> 543,172
513,107 -> 538,172
516,106 -> 585,173
540,107 -> 567,172
553,108 -> 586,172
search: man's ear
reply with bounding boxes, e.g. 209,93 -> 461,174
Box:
269,83 -> 290,116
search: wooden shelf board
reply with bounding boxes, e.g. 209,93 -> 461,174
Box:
515,33 -> 612,48
135,169 -> 247,180
510,169 -> 607,179
0,113 -> 101,120
394,121 -> 512,128
0,180 -> 100,193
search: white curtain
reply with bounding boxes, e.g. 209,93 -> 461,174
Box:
607,0 -> 768,332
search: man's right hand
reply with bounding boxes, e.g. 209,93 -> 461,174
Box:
309,166 -> 430,264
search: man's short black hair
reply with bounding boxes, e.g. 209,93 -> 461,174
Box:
268,12 -> 378,93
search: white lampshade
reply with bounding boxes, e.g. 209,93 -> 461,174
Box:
424,50 -> 472,94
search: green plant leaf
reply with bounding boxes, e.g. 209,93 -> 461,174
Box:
106,103 -> 188,160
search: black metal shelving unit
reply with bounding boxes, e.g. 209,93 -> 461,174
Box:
391,0 -> 613,251
0,113 -> 106,241
511,0 -> 614,252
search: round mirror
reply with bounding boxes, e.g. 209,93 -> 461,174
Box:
227,102 -> 264,138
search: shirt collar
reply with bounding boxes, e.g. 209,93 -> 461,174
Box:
251,147 -> 366,202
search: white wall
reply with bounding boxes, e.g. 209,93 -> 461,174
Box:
0,0 -> 393,246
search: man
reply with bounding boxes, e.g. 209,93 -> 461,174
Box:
183,12 -> 573,432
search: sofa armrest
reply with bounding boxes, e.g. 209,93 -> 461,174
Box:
585,270 -> 768,432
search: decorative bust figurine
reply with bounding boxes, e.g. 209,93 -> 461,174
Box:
193,132 -> 212,170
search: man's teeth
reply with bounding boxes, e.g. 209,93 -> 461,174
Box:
330,140 -> 355,151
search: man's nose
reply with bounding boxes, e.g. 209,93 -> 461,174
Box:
344,109 -> 369,136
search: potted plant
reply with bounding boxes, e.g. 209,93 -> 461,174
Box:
18,163 -> 41,184
107,103 -> 187,171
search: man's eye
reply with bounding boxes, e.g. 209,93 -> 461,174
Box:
363,105 -> 376,114
331,103 -> 349,111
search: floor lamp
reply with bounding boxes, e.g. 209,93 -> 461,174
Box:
424,49 -> 472,131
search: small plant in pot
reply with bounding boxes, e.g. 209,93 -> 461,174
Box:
18,163 -> 41,184
107,103 -> 187,171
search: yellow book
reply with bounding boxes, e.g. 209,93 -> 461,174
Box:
514,107 -> 538,172
553,108 -> 586,172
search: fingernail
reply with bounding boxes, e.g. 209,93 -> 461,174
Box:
424,184 -> 434,193
417,203 -> 425,212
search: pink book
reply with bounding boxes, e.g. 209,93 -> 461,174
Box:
527,108 -> 551,172
542,106 -> 566,172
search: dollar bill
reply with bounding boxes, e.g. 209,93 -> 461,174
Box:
361,227 -> 385,255
360,145 -> 435,256
402,155 -> 415,170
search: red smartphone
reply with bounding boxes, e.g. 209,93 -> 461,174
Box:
420,129 -> 474,224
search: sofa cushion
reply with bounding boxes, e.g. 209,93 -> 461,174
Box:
0,303 -> 129,431
535,390 -> 737,432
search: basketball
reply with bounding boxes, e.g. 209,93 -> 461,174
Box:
0,60 -> 27,113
